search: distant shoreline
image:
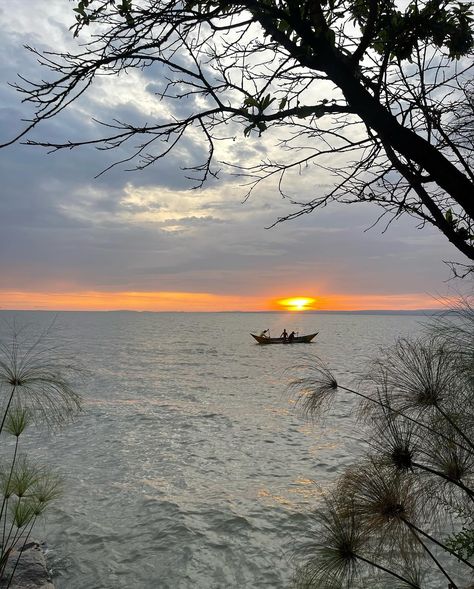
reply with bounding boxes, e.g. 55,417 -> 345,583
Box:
0,309 -> 447,315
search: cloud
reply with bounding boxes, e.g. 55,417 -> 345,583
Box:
0,0 -> 461,310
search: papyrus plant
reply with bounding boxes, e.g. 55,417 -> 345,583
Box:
0,327 -> 81,587
290,301 -> 474,588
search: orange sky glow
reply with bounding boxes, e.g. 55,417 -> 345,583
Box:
0,290 -> 446,312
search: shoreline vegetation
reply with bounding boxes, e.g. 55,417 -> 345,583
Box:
0,327 -> 81,588
290,297 -> 474,588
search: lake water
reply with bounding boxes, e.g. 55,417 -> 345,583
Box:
0,311 -> 428,588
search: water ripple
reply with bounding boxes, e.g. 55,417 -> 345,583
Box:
0,310 -> 423,588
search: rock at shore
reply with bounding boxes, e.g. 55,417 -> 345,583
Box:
3,542 -> 54,589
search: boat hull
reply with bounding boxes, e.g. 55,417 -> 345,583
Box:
251,332 -> 318,345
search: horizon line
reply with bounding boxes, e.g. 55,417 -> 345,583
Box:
0,308 -> 445,314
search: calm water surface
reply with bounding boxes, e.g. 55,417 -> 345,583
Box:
0,311 -> 427,588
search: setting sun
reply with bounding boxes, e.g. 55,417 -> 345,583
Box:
277,297 -> 316,311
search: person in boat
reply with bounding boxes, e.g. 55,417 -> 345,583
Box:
259,329 -> 269,338
288,331 -> 296,343
280,329 -> 288,341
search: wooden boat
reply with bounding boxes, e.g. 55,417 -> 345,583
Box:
251,332 -> 318,345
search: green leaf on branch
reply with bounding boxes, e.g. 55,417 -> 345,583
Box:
445,208 -> 456,227
261,94 -> 275,110
243,97 -> 259,108
243,94 -> 274,113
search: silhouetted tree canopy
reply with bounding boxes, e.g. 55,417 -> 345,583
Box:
3,0 -> 474,260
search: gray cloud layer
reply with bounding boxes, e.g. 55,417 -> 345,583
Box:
0,1 -> 460,306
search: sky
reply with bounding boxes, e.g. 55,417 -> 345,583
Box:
0,2 -> 468,312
